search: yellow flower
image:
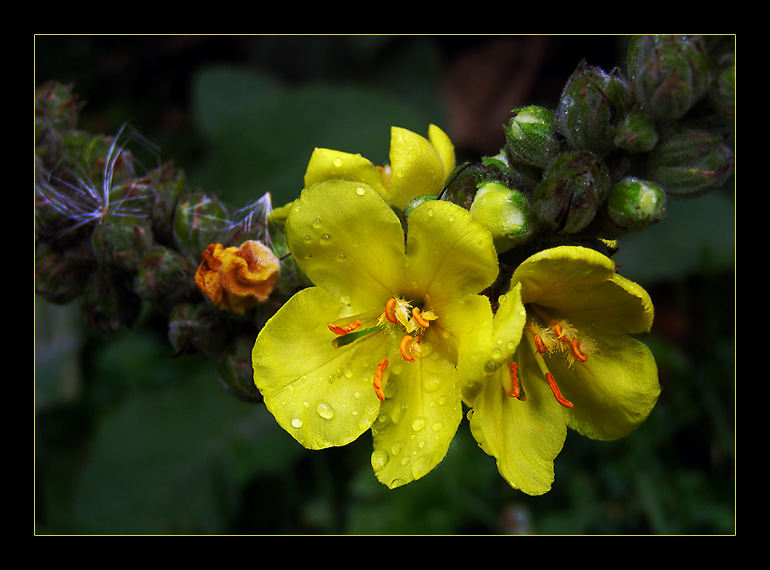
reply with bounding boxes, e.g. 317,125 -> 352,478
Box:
252,179 -> 498,488
303,125 -> 455,211
463,246 -> 660,495
194,240 -> 280,314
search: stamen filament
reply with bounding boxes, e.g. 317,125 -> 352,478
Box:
331,324 -> 385,348
373,358 -> 388,402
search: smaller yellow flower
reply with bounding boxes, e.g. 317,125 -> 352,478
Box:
463,246 -> 660,495
195,240 -> 280,314
303,125 -> 455,211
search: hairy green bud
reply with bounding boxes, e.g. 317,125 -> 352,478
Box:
604,177 -> 667,236
469,182 -> 536,253
614,107 -> 659,153
504,106 -> 561,168
173,189 -> 230,258
557,61 -> 629,156
644,128 -> 734,198
533,151 -> 611,234
168,303 -> 230,358
627,35 -> 711,122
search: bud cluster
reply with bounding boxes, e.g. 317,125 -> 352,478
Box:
441,35 -> 734,261
35,82 -> 299,401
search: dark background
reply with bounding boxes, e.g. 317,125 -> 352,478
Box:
35,35 -> 735,535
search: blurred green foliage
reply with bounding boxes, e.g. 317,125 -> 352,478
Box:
35,35 -> 734,535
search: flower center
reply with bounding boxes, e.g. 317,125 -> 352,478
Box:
326,295 -> 438,402
505,305 -> 596,409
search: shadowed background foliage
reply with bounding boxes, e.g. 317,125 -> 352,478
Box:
35,35 -> 734,535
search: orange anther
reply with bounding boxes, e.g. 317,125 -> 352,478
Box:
385,298 -> 399,324
507,362 -> 525,400
412,307 -> 431,328
373,358 -> 388,402
327,320 -> 362,336
534,334 -> 547,354
399,335 -> 417,362
570,339 -> 588,362
545,372 -> 574,408
553,323 -> 564,338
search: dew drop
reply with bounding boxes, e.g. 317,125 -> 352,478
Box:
355,186 -> 366,196
412,417 -> 426,432
291,418 -> 303,429
390,441 -> 403,456
427,208 -> 434,217
312,218 -> 322,228
320,233 -> 331,243
316,401 -> 335,419
333,157 -> 343,167
432,421 -> 443,432
371,450 -> 389,471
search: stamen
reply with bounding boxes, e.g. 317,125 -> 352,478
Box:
399,334 -> 420,362
507,361 -> 526,400
534,334 -> 547,354
412,306 -> 431,328
373,358 -> 388,402
327,320 -> 362,336
545,373 -> 574,408
385,298 -> 399,324
570,339 -> 588,362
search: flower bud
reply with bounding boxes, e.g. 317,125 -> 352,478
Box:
627,35 -> 710,121
614,107 -> 659,153
404,193 -> 438,218
532,151 -> 611,234
215,336 -> 263,403
504,106 -> 561,168
90,214 -> 154,273
35,241 -> 93,305
133,246 -> 198,313
469,182 -> 535,253
194,240 -> 281,314
78,270 -> 142,335
557,61 -> 629,156
167,303 -> 229,357
604,177 -> 667,236
173,189 -> 230,258
644,128 -> 734,198
710,52 -> 735,120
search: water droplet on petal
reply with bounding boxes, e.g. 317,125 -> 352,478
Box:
316,401 -> 335,419
412,417 -> 426,432
291,418 -> 303,429
355,186 -> 366,196
371,450 -> 389,471
333,157 -> 343,167
312,218 -> 322,228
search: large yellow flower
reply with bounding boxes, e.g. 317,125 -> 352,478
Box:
303,125 -> 455,212
463,246 -> 660,495
252,179 -> 497,488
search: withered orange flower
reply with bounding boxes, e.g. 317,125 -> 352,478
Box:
195,240 -> 280,314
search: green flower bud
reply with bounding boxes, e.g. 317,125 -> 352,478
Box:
90,214 -> 154,273
78,270 -> 142,335
405,193 -> 438,218
470,182 -> 536,253
644,128 -> 734,198
167,303 -> 229,358
557,61 -> 629,156
215,336 -> 263,403
173,189 -> 230,258
533,151 -> 612,234
604,177 -> 667,236
133,246 -> 198,313
504,106 -> 561,168
710,52 -> 735,120
627,35 -> 711,121
35,241 -> 93,305
614,107 -> 659,153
